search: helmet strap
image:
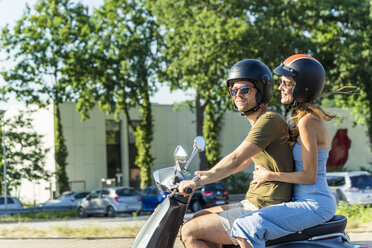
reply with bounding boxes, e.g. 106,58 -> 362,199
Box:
285,100 -> 297,114
240,103 -> 265,116
291,100 -> 298,108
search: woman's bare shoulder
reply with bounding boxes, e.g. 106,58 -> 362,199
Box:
298,113 -> 330,148
298,113 -> 321,128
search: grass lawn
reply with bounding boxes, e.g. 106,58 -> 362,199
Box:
0,210 -> 77,223
0,225 -> 142,238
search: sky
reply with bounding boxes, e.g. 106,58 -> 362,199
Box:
0,0 -> 193,107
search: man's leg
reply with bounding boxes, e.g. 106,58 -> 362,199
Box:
181,210 -> 234,248
192,204 -> 227,218
181,200 -> 257,248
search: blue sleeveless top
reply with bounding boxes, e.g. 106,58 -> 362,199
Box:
230,142 -> 337,247
292,142 -> 336,211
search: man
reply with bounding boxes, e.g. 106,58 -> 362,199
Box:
178,59 -> 293,247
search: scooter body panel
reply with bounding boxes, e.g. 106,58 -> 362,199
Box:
131,194 -> 189,248
268,236 -> 356,248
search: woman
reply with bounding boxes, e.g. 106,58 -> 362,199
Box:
231,54 -> 337,248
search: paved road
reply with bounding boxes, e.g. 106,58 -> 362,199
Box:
0,238 -> 132,248
0,215 -> 371,248
0,234 -> 371,248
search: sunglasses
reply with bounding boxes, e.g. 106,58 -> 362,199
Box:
281,78 -> 295,88
229,86 -> 253,96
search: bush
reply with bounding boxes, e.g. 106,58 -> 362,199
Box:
336,202 -> 372,228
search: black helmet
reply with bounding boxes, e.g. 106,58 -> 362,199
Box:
226,59 -> 273,115
274,54 -> 325,103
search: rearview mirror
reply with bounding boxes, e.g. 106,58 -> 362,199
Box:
184,136 -> 207,170
194,136 -> 206,152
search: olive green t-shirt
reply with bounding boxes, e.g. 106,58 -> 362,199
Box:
245,111 -> 293,209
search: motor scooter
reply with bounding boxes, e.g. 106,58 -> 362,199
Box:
131,136 -> 206,248
132,136 -> 370,248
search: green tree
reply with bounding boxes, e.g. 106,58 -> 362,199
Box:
150,0 -> 316,169
73,0 -> 160,188
0,0 -> 92,194
310,0 -> 372,147
150,0 -> 254,170
0,110 -> 51,193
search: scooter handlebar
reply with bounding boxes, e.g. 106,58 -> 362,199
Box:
185,187 -> 193,194
170,187 -> 193,197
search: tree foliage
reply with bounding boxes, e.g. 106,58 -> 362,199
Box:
54,104 -> 69,194
150,0 -> 252,169
0,0 -> 92,193
0,110 -> 51,194
72,0 -> 160,187
309,0 -> 372,147
149,0 -> 317,169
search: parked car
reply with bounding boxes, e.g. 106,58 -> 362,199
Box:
141,185 -> 169,212
189,182 -> 229,212
37,191 -> 91,208
77,187 -> 142,218
0,196 -> 23,209
326,171 -> 372,205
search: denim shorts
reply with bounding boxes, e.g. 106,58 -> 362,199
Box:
231,199 -> 336,248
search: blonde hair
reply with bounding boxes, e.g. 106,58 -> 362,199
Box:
288,102 -> 337,145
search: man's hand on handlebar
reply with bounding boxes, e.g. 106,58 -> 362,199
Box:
178,180 -> 197,197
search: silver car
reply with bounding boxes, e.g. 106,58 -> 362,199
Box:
326,171 -> 372,205
77,187 -> 142,217
0,196 -> 23,209
37,191 -> 91,208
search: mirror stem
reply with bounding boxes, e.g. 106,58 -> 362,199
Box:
184,148 -> 198,170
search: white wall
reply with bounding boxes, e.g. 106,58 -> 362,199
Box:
60,103 -> 107,192
326,108 -> 372,171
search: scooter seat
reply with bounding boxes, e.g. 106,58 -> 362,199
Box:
265,215 -> 347,246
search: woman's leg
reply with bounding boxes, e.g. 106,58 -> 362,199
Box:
232,201 -> 325,247
236,237 -> 253,248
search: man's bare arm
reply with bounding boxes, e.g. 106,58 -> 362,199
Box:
199,141 -> 260,185
178,140 -> 261,194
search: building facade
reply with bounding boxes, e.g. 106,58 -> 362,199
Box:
59,102 -> 251,193
7,104 -> 372,204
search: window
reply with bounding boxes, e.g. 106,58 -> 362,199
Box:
150,187 -> 160,196
128,121 -> 140,189
0,197 -> 15,205
116,188 -> 137,196
203,183 -> 225,191
351,175 -> 372,189
89,191 -> 100,199
326,176 -> 346,187
106,120 -> 123,182
101,190 -> 110,198
74,192 -> 89,199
